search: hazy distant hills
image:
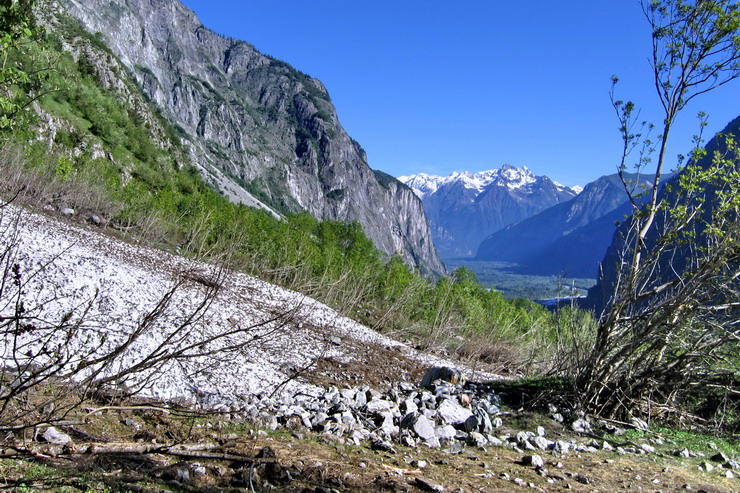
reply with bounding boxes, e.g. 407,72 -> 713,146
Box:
476,173 -> 650,278
399,165 -> 578,259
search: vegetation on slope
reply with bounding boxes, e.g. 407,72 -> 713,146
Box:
0,8 -> 587,381
0,0 -> 736,440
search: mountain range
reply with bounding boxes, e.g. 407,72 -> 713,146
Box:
399,165 -> 579,259
55,0 -> 443,273
475,173 -> 651,278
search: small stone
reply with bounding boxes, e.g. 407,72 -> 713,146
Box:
435,424 -> 457,441
640,443 -> 656,454
60,207 -> 75,216
329,336 -> 342,346
411,459 -> 427,469
710,452 -> 730,463
88,214 -> 101,225
554,440 -> 571,454
675,448 -> 691,458
700,461 -> 714,472
725,470 -> 735,479
413,476 -> 445,492
42,426 -> 72,445
576,474 -> 590,485
370,437 -> 396,454
630,417 -> 649,431
123,417 -> 142,430
522,455 -> 545,468
532,436 -> 551,451
536,426 -> 546,437
571,418 -> 591,433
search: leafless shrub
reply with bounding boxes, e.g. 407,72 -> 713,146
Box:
0,202 -> 310,431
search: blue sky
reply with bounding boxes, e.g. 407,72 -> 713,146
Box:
179,0 -> 739,187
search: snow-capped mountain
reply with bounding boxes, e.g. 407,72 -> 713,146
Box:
399,165 -> 564,199
399,165 -> 579,259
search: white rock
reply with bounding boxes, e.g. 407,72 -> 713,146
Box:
42,426 -> 72,445
436,398 -> 473,426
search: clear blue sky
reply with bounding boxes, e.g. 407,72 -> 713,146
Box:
179,0 -> 739,187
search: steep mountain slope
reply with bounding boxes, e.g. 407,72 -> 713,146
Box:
587,114 -> 740,314
55,0 -> 443,273
475,173 -> 647,277
400,165 -> 577,259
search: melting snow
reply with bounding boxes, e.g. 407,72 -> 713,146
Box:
0,204 -> 495,410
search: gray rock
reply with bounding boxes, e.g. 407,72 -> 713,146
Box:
640,443 -> 656,454
410,414 -> 436,442
435,425 -> 457,441
370,436 -> 396,454
413,476 -> 445,492
486,435 -> 504,447
463,414 -> 479,433
436,398 -> 472,426
422,436 -> 441,449
571,418 -> 591,433
675,448 -> 691,458
420,367 -> 463,388
710,452 -> 730,463
60,207 -> 75,216
554,440 -> 570,453
400,398 -> 418,415
468,432 -> 487,448
532,436 -> 551,451
42,426 -> 72,445
515,431 -> 530,445
630,417 -> 649,431
88,214 -> 101,225
522,455 -> 545,468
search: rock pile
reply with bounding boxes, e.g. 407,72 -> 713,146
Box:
236,366 -> 504,453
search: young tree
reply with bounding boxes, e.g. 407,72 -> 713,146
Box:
579,0 -> 740,421
0,0 -> 40,130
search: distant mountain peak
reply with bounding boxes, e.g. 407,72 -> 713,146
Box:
398,165 -> 578,258
399,165 -> 543,198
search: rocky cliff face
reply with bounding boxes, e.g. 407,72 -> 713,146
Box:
56,0 -> 443,273
400,165 -> 578,259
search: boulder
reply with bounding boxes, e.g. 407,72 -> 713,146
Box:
436,398 -> 473,426
420,367 -> 464,388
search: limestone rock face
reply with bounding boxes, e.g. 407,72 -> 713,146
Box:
57,0 -> 443,273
